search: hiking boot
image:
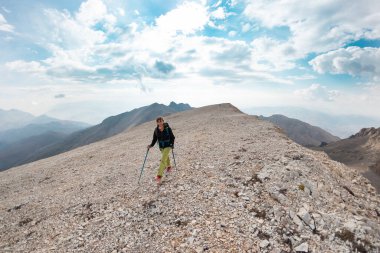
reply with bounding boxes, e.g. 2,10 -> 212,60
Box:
155,175 -> 162,184
166,166 -> 172,173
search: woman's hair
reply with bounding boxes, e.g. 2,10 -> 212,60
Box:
156,116 -> 164,122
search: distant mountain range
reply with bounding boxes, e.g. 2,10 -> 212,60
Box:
0,119 -> 90,145
0,102 -> 191,171
245,106 -> 380,138
0,108 -> 36,132
0,131 -> 67,170
258,114 -> 340,147
0,111 -> 91,171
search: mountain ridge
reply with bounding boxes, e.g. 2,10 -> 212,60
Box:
1,103 -> 379,252
258,114 -> 340,147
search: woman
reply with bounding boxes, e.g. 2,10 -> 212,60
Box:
147,116 -> 175,184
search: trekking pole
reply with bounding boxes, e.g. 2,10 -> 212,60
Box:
138,149 -> 149,184
172,148 -> 177,170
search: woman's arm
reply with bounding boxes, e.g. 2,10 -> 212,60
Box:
169,127 -> 175,147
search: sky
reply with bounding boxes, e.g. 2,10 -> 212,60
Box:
0,0 -> 379,124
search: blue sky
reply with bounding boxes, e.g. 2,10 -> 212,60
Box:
0,0 -> 379,124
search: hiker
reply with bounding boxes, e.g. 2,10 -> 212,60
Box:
147,116 -> 175,184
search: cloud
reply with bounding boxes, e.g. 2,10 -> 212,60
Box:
211,7 -> 226,20
155,1 -> 209,36
241,23 -> 250,32
54,94 -> 65,99
208,20 -> 224,30
5,60 -> 45,74
228,30 -> 237,37
243,0 -> 380,71
76,0 -> 108,26
294,84 -> 339,102
154,60 -> 175,74
1,0 -> 301,89
309,46 -> 380,81
212,0 -> 222,8
250,37 -> 296,71
42,8 -> 107,49
211,41 -> 251,64
0,13 -> 14,33
287,74 -> 316,81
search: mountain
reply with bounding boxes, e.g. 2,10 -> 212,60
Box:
0,120 -> 90,144
0,102 -> 191,171
317,127 -> 380,191
0,115 -> 91,171
1,103 -> 379,252
168,101 -> 191,112
0,131 -> 67,170
244,106 -> 380,138
258,114 -> 340,147
0,108 -> 35,131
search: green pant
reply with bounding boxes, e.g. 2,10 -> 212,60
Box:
158,147 -> 171,177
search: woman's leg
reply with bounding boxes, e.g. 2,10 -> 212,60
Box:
166,148 -> 171,167
158,147 -> 171,177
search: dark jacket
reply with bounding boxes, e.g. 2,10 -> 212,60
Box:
150,122 -> 175,149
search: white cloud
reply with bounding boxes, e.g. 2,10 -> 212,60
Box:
1,0 -> 300,88
5,60 -> 45,74
76,0 -> 108,26
155,2 -> 208,36
287,74 -> 316,81
0,13 -> 14,32
309,46 -> 380,81
118,8 -> 125,16
241,23 -> 250,32
208,21 -> 224,30
211,7 -> 226,19
212,0 -> 222,8
228,30 -> 236,37
294,84 -> 339,102
228,0 -> 240,7
243,0 -> 380,70
250,37 -> 297,71
43,8 -> 106,48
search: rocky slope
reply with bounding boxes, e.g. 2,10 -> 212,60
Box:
317,127 -> 380,191
258,114 -> 340,147
0,104 -> 379,253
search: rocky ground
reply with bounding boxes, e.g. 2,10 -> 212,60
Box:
1,103 -> 379,252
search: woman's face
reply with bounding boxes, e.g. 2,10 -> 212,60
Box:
157,119 -> 164,128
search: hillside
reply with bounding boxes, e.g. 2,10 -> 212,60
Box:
258,114 -> 340,147
317,127 -> 380,191
0,102 -> 191,171
0,120 -> 91,171
246,106 -> 380,138
0,131 -> 67,171
0,120 -> 89,144
0,104 -> 379,252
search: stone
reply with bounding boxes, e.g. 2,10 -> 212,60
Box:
259,240 -> 270,248
297,208 -> 315,230
294,242 -> 308,252
258,171 -> 270,181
